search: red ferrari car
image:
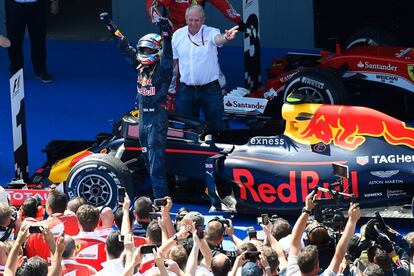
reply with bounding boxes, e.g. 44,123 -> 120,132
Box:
238,45 -> 414,120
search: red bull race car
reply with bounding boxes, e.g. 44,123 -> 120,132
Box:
8,103 -> 414,218
228,45 -> 414,121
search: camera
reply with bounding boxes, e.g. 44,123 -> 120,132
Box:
364,212 -> 387,242
312,163 -> 356,232
29,226 -> 44,234
208,217 -> 232,237
219,218 -> 231,227
154,198 -> 168,207
257,213 -> 279,226
245,250 -> 261,261
140,244 -> 157,254
375,212 -> 387,231
261,214 -> 269,225
148,212 -> 161,220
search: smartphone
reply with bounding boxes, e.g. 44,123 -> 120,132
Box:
118,187 -> 126,203
196,225 -> 204,239
118,235 -> 125,242
140,244 -> 158,254
247,227 -> 257,240
245,250 -> 261,260
356,259 -> 366,274
154,198 -> 168,207
148,212 -> 161,220
29,226 -> 44,233
261,214 -> 269,225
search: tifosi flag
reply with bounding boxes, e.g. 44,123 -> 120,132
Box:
243,0 -> 261,91
9,69 -> 29,181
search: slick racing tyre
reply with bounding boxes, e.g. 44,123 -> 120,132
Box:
345,27 -> 399,49
412,196 -> 414,218
66,153 -> 133,209
283,68 -> 347,104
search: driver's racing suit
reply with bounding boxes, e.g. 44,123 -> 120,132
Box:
113,27 -> 173,198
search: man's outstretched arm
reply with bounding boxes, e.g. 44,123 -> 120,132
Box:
328,203 -> 361,274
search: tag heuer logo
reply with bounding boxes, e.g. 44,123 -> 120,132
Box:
408,64 -> 414,82
356,156 -> 369,166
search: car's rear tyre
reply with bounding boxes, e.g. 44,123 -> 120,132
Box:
345,27 -> 399,49
66,153 -> 133,209
412,196 -> 414,218
283,68 -> 347,104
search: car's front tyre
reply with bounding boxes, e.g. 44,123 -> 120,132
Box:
66,153 -> 133,209
283,68 -> 347,104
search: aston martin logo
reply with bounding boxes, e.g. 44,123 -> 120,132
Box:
370,170 -> 399,178
408,65 -> 414,82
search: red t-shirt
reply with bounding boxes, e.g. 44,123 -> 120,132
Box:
74,236 -> 107,271
25,214 -> 80,261
133,236 -> 147,247
61,259 -> 97,276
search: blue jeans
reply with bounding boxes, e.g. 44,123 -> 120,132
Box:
176,81 -> 224,130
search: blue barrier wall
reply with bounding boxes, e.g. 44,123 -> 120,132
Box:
112,0 -> 314,49
0,0 -> 4,34
0,0 -> 314,47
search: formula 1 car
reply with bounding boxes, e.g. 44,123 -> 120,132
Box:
233,45 -> 414,120
9,103 -> 414,217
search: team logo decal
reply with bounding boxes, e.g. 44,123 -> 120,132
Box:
298,105 -> 414,150
407,64 -> 414,82
370,170 -> 399,178
356,156 -> 369,166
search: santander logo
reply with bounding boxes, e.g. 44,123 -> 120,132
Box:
356,61 -> 397,71
225,101 -> 232,107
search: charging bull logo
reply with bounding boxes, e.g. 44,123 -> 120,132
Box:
300,105 -> 414,150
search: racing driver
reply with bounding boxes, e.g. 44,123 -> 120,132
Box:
100,14 -> 173,199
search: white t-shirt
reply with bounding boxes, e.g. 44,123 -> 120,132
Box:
172,25 -> 221,86
286,255 -> 336,276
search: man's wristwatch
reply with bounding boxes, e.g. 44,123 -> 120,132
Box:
172,234 -> 178,241
302,208 -> 312,215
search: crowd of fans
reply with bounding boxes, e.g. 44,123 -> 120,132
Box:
0,187 -> 411,276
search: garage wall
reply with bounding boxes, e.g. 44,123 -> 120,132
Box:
111,0 -> 315,48
0,0 -> 314,47
0,0 -> 4,34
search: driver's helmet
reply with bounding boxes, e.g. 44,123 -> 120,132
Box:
136,33 -> 163,66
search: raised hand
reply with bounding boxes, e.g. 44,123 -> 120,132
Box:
224,25 -> 239,41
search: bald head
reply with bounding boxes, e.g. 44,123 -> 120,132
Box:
100,207 -> 114,228
211,253 -> 231,276
206,221 -> 224,245
62,236 -> 76,259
